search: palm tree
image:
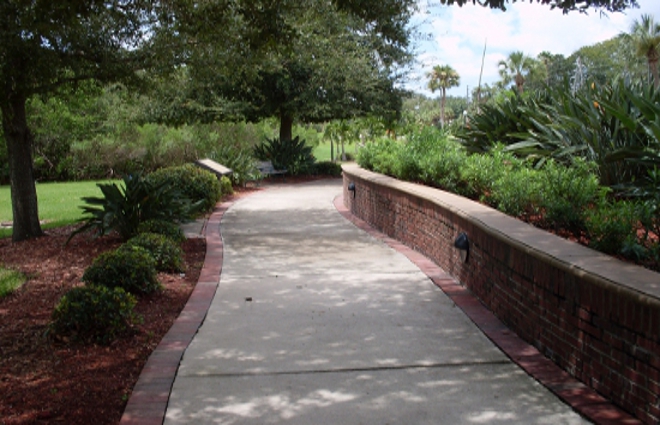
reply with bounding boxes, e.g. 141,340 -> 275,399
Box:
498,51 -> 535,94
427,64 -> 460,127
630,14 -> 660,88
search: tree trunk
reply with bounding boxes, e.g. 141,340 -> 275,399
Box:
515,73 -> 525,94
1,94 -> 43,242
279,112 -> 293,141
440,87 -> 446,128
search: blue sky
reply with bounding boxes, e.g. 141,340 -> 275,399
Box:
404,0 -> 660,98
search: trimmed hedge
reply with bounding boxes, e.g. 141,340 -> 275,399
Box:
50,285 -> 138,345
82,246 -> 161,294
147,164 -> 221,212
125,233 -> 184,272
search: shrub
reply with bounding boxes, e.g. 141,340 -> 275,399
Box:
137,219 -> 186,244
311,161 -> 342,177
82,246 -> 160,294
147,164 -> 221,212
210,143 -> 257,187
50,285 -> 138,345
220,175 -> 234,196
586,200 -> 641,257
253,136 -> 315,176
537,159 -> 601,234
458,145 -> 514,202
491,167 -> 542,218
70,173 -> 200,241
124,233 -> 184,272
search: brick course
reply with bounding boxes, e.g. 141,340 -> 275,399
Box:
343,165 -> 660,425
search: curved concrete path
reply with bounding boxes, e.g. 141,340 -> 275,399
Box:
159,179 -> 590,425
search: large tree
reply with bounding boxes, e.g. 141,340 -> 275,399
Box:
168,0 -> 413,140
427,65 -> 460,127
630,14 -> 660,88
0,0 -> 164,241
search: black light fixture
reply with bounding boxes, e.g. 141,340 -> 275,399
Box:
454,232 -> 469,263
347,182 -> 356,198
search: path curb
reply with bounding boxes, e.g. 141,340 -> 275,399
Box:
119,199 -> 235,425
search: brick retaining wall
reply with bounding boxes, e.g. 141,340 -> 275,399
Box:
342,164 -> 660,424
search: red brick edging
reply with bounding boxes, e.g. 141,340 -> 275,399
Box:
333,194 -> 641,425
118,199 -> 235,425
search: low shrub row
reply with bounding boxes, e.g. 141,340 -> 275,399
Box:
50,227 -> 186,344
49,164 -> 226,345
357,128 -> 659,269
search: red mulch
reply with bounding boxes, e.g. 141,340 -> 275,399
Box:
0,225 -> 205,425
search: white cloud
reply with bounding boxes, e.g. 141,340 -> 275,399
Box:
406,0 -> 660,97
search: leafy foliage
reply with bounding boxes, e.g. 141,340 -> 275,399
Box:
137,219 -> 186,244
70,174 -> 201,241
50,285 -> 138,345
457,78 -> 660,190
124,233 -> 184,273
147,164 -> 221,213
311,161 -> 343,176
253,137 -> 315,175
82,246 -> 161,295
357,126 -> 658,269
537,159 -> 601,233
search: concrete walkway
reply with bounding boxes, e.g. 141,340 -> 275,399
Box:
159,179 -> 590,425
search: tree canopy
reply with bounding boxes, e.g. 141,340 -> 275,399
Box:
437,0 -> 638,12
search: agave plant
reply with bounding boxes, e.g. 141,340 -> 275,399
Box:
252,136 -> 315,175
68,174 -> 202,242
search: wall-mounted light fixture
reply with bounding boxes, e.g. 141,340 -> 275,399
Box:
454,232 -> 469,263
348,182 -> 356,199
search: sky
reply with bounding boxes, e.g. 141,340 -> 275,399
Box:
404,0 -> 660,98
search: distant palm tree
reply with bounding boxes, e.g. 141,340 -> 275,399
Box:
630,14 -> 660,88
427,64 -> 460,127
498,51 -> 535,94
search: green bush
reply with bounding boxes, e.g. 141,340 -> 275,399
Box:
220,175 -> 234,196
147,164 -> 221,212
70,173 -> 200,241
459,146 -> 514,202
586,200 -> 641,257
50,285 -> 138,345
137,219 -> 186,244
210,143 -> 258,187
537,159 -> 601,234
82,246 -> 160,294
124,233 -> 184,272
491,167 -> 542,218
311,161 -> 342,176
253,136 -> 315,176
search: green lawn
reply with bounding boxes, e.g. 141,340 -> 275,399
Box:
0,267 -> 25,298
312,141 -> 356,162
313,141 -> 333,162
0,180 -> 115,239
